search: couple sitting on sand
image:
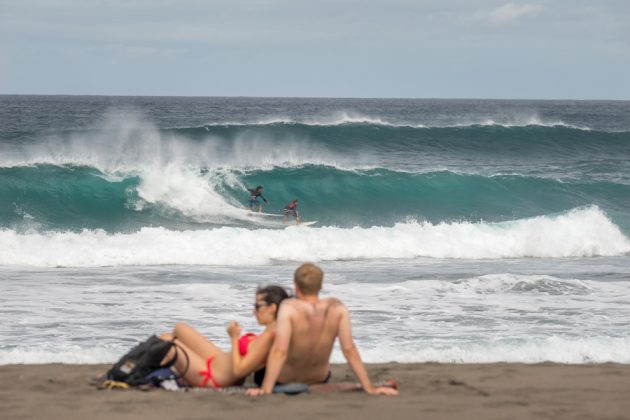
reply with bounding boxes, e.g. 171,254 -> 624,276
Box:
160,263 -> 397,396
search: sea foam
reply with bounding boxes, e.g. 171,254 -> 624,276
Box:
352,336 -> 630,364
1,206 -> 628,267
3,336 -> 629,365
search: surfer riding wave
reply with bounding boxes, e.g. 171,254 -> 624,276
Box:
247,186 -> 268,213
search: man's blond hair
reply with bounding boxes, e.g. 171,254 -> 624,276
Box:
294,263 -> 323,295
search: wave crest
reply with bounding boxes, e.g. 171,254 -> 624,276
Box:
201,112 -> 590,130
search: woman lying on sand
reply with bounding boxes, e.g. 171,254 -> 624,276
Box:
160,285 -> 289,388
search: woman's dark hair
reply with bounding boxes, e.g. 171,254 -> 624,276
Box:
256,285 -> 290,318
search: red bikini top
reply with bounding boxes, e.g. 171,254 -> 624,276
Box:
238,333 -> 257,356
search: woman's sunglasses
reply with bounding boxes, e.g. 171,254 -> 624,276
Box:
254,302 -> 268,311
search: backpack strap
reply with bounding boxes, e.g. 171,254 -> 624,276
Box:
170,337 -> 190,378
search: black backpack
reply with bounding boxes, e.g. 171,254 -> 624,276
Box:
106,335 -> 184,386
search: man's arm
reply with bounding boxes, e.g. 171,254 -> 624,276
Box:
337,305 -> 374,392
257,302 -> 293,394
337,305 -> 398,395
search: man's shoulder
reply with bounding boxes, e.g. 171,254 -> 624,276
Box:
321,297 -> 347,315
321,297 -> 344,307
281,297 -> 300,310
283,297 -> 346,312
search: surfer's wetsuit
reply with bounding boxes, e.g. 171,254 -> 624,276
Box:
283,201 -> 298,218
248,188 -> 268,210
282,200 -> 300,223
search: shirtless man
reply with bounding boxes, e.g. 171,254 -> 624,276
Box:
248,263 -> 398,396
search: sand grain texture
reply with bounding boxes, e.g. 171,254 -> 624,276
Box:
1,363 -> 629,420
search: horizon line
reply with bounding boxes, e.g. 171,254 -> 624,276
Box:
1,93 -> 629,102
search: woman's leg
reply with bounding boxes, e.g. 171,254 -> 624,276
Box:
159,332 -> 217,387
160,324 -> 234,387
172,322 -> 223,358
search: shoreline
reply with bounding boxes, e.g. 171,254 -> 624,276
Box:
1,362 -> 629,419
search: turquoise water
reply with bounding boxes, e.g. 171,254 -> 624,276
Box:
3,164 -> 630,231
1,101 -> 630,233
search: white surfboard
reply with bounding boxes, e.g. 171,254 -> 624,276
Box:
292,221 -> 317,227
246,211 -> 284,218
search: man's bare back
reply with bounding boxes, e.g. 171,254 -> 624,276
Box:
275,297 -> 344,384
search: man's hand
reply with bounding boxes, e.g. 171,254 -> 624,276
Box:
246,388 -> 269,397
366,386 -> 399,396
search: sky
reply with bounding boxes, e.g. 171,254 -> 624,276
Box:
0,0 -> 629,99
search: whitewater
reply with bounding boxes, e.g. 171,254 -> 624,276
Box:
1,206 -> 629,267
1,95 -> 629,365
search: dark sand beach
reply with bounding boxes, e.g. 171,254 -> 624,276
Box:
1,363 -> 629,420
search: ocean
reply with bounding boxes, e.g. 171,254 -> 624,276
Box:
1,95 -> 629,365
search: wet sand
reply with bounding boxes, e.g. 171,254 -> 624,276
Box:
1,362 -> 629,420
